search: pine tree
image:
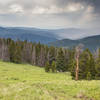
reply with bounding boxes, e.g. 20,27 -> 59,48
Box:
56,48 -> 66,72
45,61 -> 50,72
14,42 -> 22,63
87,72 -> 91,80
78,49 -> 95,80
51,61 -> 56,72
88,50 -> 96,79
70,59 -> 76,79
71,48 -> 96,80
95,59 -> 100,79
95,48 -> 100,79
47,46 -> 56,64
67,49 -> 76,72
9,40 -> 16,62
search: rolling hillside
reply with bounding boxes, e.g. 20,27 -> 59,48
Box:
0,61 -> 100,100
0,27 -> 57,44
50,35 -> 100,51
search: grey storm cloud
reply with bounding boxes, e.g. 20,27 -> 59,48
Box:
0,0 -> 99,14
0,0 -> 100,29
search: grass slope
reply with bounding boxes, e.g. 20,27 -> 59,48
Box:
0,61 -> 100,100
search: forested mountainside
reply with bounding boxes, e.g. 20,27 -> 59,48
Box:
0,38 -> 100,80
50,35 -> 100,51
1,27 -> 100,47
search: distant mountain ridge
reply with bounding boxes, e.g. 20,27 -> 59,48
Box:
0,27 -> 57,44
1,26 -> 100,40
0,26 -> 100,51
50,35 -> 100,51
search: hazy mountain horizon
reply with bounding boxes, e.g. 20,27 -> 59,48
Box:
0,26 -> 100,40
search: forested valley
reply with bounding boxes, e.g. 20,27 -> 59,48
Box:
0,38 -> 100,80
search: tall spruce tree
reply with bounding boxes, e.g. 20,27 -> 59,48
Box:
45,61 -> 50,72
71,48 -> 96,80
9,40 -> 16,62
47,46 -> 56,64
56,48 -> 66,72
14,42 -> 22,63
79,49 -> 95,80
95,48 -> 100,79
51,61 -> 56,72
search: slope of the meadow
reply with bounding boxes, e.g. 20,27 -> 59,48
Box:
0,61 -> 100,100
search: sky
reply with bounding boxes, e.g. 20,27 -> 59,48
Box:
0,0 -> 100,30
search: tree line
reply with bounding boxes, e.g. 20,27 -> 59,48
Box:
0,38 -> 100,80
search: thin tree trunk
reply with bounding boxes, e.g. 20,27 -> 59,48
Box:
75,44 -> 83,81
75,56 -> 79,81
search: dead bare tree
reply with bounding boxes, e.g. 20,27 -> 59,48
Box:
75,44 -> 84,81
0,39 -> 9,61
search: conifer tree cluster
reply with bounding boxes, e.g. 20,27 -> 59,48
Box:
0,38 -> 100,80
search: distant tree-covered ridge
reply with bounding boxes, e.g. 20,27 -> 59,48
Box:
0,38 -> 100,80
50,35 -> 100,51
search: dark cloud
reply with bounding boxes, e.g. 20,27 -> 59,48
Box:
56,0 -> 100,13
92,0 -> 100,14
0,0 -> 100,30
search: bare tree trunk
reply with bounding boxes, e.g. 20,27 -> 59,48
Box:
75,56 -> 79,81
75,44 -> 83,81
31,46 -> 36,65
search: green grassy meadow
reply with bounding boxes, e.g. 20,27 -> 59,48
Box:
0,61 -> 100,100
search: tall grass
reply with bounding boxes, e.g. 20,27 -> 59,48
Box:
0,61 -> 100,100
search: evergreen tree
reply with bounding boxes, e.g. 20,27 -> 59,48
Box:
88,50 -> 96,79
51,61 -> 56,72
9,40 -> 16,62
56,48 -> 66,72
45,61 -> 50,72
70,59 -> 76,79
95,59 -> 100,79
67,49 -> 75,72
14,42 -> 22,63
95,48 -> 100,79
87,72 -> 91,80
79,49 -> 95,80
71,48 -> 96,80
47,46 -> 56,64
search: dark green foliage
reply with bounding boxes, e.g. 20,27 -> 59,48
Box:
95,49 -> 100,79
45,61 -> 50,72
95,60 -> 100,79
87,72 -> 91,80
47,46 -> 56,64
8,40 -> 22,63
51,61 -> 56,72
50,35 -> 100,51
56,48 -> 66,72
8,40 -> 16,62
71,49 -> 96,80
14,43 -> 22,63
70,59 -> 76,79
0,38 -> 99,80
67,49 -> 76,72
